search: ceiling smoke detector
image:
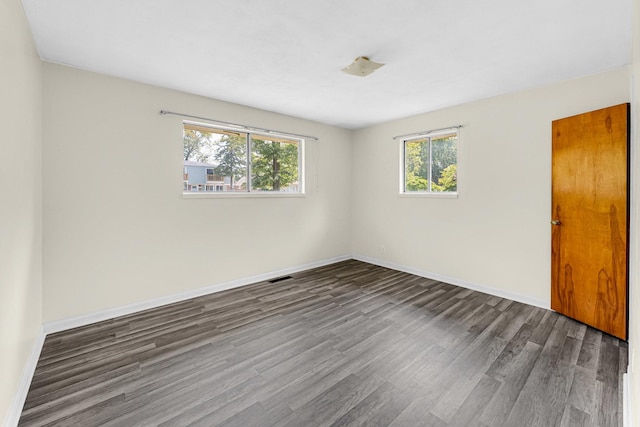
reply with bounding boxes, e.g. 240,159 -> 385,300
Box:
342,56 -> 385,77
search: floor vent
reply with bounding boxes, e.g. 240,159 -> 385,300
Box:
268,276 -> 293,284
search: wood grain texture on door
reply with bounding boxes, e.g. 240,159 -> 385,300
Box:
551,103 -> 629,340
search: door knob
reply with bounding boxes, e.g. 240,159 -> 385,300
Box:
551,220 -> 561,225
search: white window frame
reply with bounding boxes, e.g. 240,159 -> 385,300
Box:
182,121 -> 305,198
399,127 -> 459,198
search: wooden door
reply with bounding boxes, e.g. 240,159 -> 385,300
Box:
551,103 -> 629,340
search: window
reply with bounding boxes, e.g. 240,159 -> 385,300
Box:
402,129 -> 458,194
183,122 -> 303,194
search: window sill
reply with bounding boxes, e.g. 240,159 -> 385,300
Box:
182,192 -> 305,199
399,192 -> 458,199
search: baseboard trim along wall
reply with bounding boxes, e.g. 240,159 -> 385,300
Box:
4,326 -> 46,427
43,254 -> 352,335
45,253 -> 551,336
352,254 -> 550,310
624,372 -> 633,427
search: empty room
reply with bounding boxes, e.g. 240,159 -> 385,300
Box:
2,0 -> 639,426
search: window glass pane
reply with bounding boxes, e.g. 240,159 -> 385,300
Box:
183,127 -> 247,192
430,133 -> 457,192
251,135 -> 300,192
404,139 -> 429,192
183,122 -> 304,194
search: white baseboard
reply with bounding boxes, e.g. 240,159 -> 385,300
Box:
3,326 -> 45,427
44,254 -> 352,334
352,253 -> 550,310
44,253 -> 551,335
624,372 -> 633,427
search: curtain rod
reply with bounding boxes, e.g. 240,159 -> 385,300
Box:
393,125 -> 463,140
160,110 -> 319,141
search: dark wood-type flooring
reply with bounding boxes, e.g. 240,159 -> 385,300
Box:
19,260 -> 627,426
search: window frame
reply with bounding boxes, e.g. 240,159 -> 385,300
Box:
399,128 -> 459,198
182,121 -> 305,198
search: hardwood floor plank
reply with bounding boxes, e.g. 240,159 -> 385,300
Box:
503,317 -> 578,427
156,375 -> 268,427
480,340 -> 542,426
329,381 -> 420,427
597,339 -> 621,385
567,366 -> 598,420
430,330 -> 506,422
21,362 -> 139,413
18,260 -> 627,427
447,375 -> 501,427
595,381 -> 619,427
292,373 -> 385,425
560,405 -> 596,427
388,401 -> 448,427
485,322 -> 535,381
578,327 -> 603,370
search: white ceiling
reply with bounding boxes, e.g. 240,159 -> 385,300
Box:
21,0 -> 632,129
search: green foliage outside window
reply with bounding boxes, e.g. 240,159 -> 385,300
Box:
404,134 -> 457,192
212,134 -> 247,190
251,138 -> 299,191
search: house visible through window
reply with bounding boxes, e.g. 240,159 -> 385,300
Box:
402,129 -> 458,193
183,122 -> 303,193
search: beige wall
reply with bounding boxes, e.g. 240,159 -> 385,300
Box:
0,0 -> 43,423
42,63 -> 352,322
351,68 -> 630,306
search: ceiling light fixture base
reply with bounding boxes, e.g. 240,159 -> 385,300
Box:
342,56 -> 385,77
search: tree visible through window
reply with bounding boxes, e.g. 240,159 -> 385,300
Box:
183,122 -> 302,193
403,131 -> 457,193
252,136 -> 299,191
